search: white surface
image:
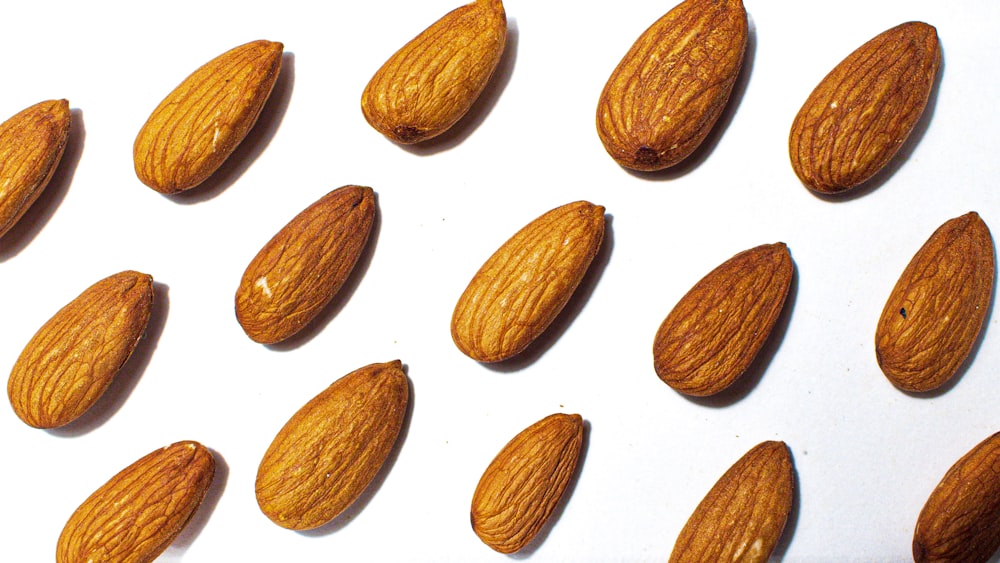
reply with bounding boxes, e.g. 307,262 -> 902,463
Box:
2,1 -> 999,561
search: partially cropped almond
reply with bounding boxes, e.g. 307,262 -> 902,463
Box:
361,0 -> 506,143
134,39 -> 283,194
7,270 -> 154,428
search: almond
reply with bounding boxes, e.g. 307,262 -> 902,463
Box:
235,185 -> 376,344
56,440 -> 215,563
0,99 -> 71,238
451,201 -> 605,363
361,0 -> 506,143
875,212 -> 994,392
134,39 -> 283,194
669,441 -> 794,562
653,243 -> 793,396
596,0 -> 748,171
789,22 -> 940,194
471,413 -> 584,553
7,270 -> 154,428
255,360 -> 408,530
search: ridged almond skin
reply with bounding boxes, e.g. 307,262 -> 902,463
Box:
256,361 -> 409,530
451,201 -> 606,363
7,270 -> 154,428
876,212 -> 994,392
361,0 -> 506,143
596,0 -> 748,171
789,22 -> 940,194
134,39 -> 283,193
471,413 -> 584,553
0,99 -> 71,238
235,185 -> 376,344
653,243 -> 793,396
56,440 -> 215,563
669,441 -> 794,563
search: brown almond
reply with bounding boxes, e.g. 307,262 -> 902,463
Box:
875,212 -> 994,392
669,441 -> 794,562
255,361 -> 408,530
789,22 -> 940,194
361,0 -> 506,143
134,39 -> 283,194
471,413 -> 584,553
235,185 -> 376,344
596,0 -> 748,171
56,440 -> 215,563
7,270 -> 154,428
653,243 -> 793,396
451,201 -> 605,363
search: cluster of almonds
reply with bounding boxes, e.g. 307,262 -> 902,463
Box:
2,0 -> 997,561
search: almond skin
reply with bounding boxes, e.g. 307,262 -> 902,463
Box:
0,99 -> 71,238
653,243 -> 793,396
471,413 -> 584,553
876,212 -> 994,392
596,0 -> 748,171
56,440 -> 215,563
7,270 -> 154,428
789,22 -> 940,194
256,361 -> 408,530
361,0 -> 506,143
451,201 -> 605,363
235,185 -> 376,344
134,39 -> 283,194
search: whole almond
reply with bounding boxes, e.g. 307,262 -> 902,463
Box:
256,361 -> 408,530
7,270 -> 154,428
596,0 -> 747,171
669,441 -> 794,562
451,201 -> 605,363
653,243 -> 793,396
361,0 -> 506,143
235,185 -> 376,344
56,440 -> 215,563
471,413 -> 584,553
876,212 -> 994,392
789,22 -> 940,194
0,99 -> 71,238
134,39 -> 283,194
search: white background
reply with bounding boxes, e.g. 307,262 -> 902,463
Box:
2,1 -> 999,561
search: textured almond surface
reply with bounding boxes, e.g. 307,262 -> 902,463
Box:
134,39 -> 283,193
653,243 -> 793,396
7,270 -> 154,428
451,201 -> 605,363
789,22 -> 940,193
56,440 -> 215,563
361,0 -> 506,143
471,413 -> 584,553
256,361 -> 408,530
235,185 -> 376,344
596,0 -> 747,171
876,212 -> 994,392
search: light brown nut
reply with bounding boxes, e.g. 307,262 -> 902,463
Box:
56,440 -> 215,563
875,212 -> 994,392
133,39 -> 283,194
361,0 -> 506,144
471,413 -> 584,554
235,185 -> 376,344
256,361 -> 408,530
653,243 -> 793,396
7,270 -> 154,428
596,0 -> 748,171
669,441 -> 794,563
0,99 -> 71,238
451,201 -> 606,363
789,22 -> 940,194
